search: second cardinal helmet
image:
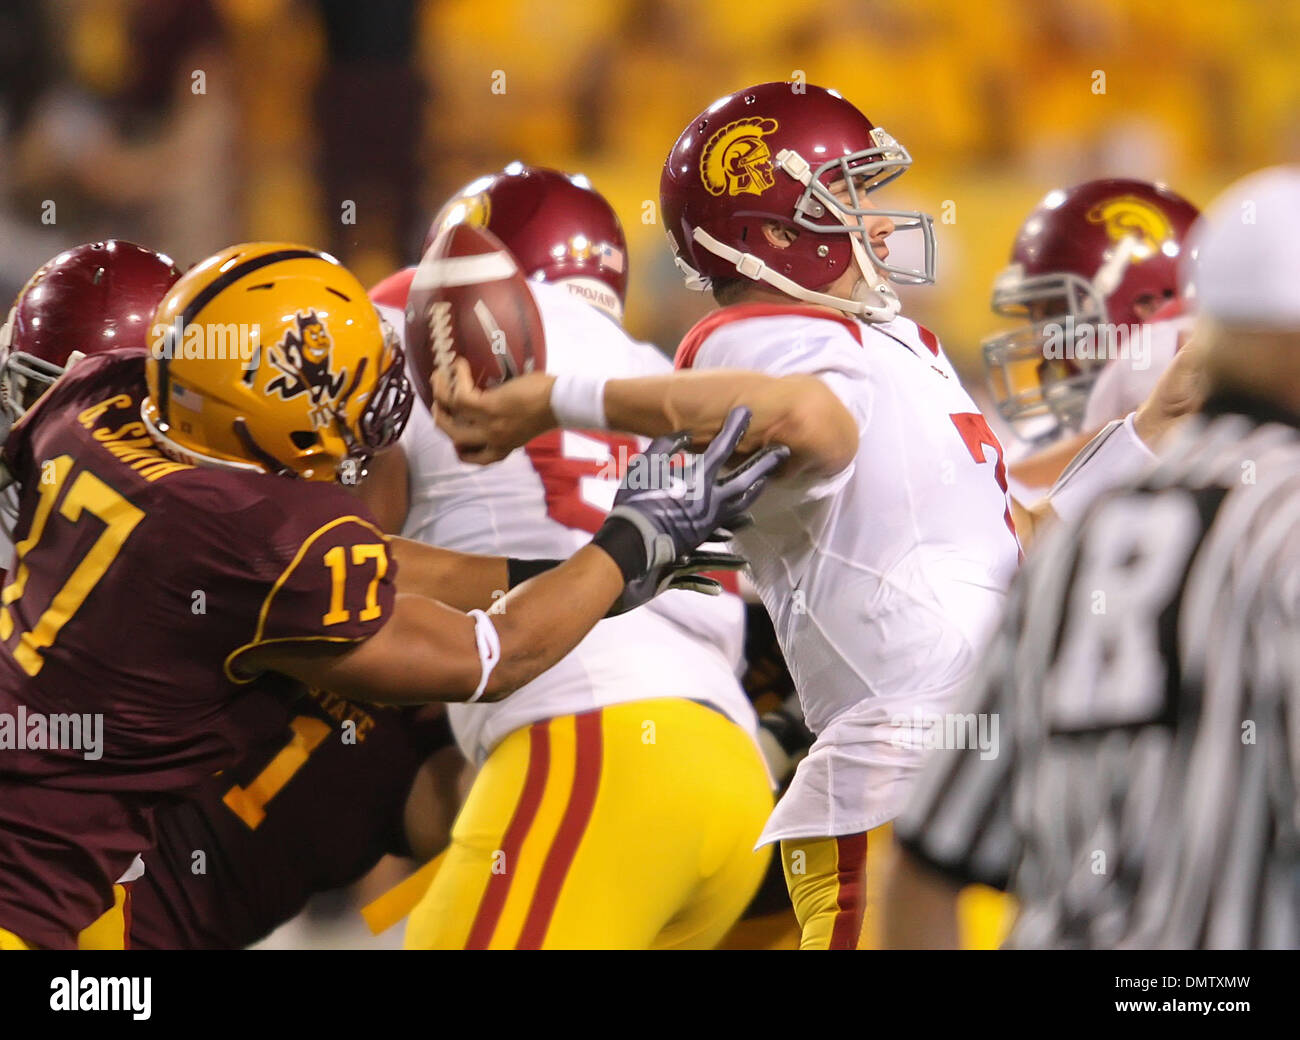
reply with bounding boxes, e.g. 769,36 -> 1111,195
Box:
983,178 -> 1199,440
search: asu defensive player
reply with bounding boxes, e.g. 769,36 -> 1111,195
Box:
0,242 -> 463,951
982,179 -> 1200,495
367,165 -> 775,949
433,83 -> 1027,949
0,241 -> 778,949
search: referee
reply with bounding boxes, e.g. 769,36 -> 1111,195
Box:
887,166 -> 1300,949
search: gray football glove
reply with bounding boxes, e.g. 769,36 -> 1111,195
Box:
592,406 -> 788,600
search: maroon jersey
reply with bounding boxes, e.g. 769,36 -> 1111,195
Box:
0,351 -> 397,949
130,690 -> 452,949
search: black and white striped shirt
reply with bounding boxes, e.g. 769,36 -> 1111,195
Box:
895,395 -> 1300,948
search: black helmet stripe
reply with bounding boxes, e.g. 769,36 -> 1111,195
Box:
157,247 -> 326,426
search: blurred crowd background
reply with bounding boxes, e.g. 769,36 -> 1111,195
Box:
3,0 -> 1298,384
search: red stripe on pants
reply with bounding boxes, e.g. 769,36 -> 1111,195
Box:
516,710 -> 604,949
465,721 -> 551,949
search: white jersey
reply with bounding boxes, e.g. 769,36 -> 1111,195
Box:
1083,310 -> 1192,429
372,275 -> 757,766
675,304 -> 1022,843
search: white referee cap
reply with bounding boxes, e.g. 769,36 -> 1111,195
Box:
1184,165 -> 1300,328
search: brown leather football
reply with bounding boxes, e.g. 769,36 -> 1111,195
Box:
404,223 -> 546,408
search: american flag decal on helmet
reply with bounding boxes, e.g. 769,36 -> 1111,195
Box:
594,241 -> 625,273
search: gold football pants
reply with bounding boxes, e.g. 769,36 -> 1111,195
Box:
405,698 -> 773,949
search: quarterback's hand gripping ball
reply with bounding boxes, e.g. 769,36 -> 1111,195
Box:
433,355 -> 556,464
405,222 -> 546,409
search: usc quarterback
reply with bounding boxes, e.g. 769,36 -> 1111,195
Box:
0,241 -> 781,949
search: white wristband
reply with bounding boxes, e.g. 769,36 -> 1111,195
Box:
1048,412 -> 1157,523
466,608 -> 502,703
549,372 -> 608,430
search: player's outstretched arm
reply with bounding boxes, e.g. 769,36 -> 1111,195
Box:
345,439 -> 605,611
434,357 -> 856,478
1012,344 -> 1208,547
344,438 -> 749,614
245,408 -> 785,704
254,544 -> 625,704
605,369 -> 857,477
385,537 -> 512,612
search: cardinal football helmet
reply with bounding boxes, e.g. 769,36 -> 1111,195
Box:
660,81 -> 936,321
430,163 -> 628,322
0,240 -> 182,430
983,178 -> 1199,441
142,243 -> 412,483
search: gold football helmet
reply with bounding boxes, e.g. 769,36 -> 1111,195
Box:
142,243 -> 412,482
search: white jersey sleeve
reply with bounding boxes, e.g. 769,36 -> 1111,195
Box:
689,313 -> 875,425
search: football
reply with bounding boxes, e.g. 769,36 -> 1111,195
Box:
403,222 -> 546,408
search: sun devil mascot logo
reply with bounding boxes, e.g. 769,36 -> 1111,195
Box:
700,117 -> 780,197
266,310 -> 355,428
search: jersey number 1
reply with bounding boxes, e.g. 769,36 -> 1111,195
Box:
222,714 -> 332,829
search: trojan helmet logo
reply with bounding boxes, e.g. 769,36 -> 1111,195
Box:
266,310 -> 354,428
1086,196 -> 1173,261
700,117 -> 779,197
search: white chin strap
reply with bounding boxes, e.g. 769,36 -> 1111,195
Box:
690,227 -> 901,323
846,236 -> 904,321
